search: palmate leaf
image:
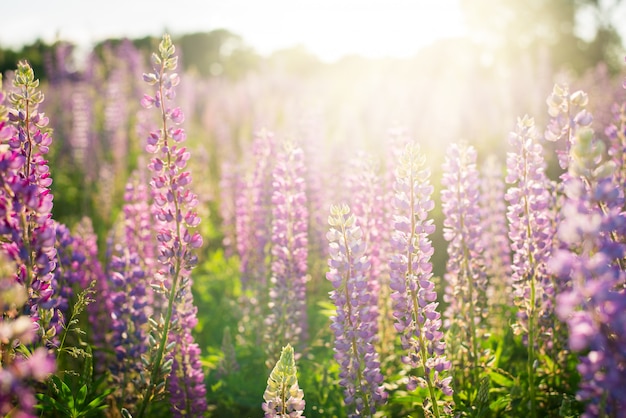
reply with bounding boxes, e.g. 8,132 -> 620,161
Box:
36,373 -> 113,418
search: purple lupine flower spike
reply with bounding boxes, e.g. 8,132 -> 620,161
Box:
388,142 -> 452,417
478,155 -> 512,311
346,154 -> 387,340
105,170 -> 156,407
550,126 -> 626,417
265,142 -> 309,361
0,62 -> 58,342
0,73 -> 56,418
505,115 -> 558,416
505,116 -> 556,339
136,34 -> 205,418
441,142 -> 487,390
545,84 -> 593,170
327,204 -> 387,418
235,130 -> 275,341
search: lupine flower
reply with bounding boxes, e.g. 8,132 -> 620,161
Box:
545,84 -> 593,170
505,115 -> 557,416
265,143 -> 308,362
51,219 -> 103,345
505,116 -> 556,338
235,130 -> 276,340
136,34 -> 205,418
388,142 -> 452,417
441,142 -> 487,390
327,204 -> 387,418
549,127 -> 626,417
1,61 -> 57,339
605,102 -> 626,203
0,254 -> 55,417
262,344 -> 305,418
105,170 -> 156,406
478,155 -> 512,310
167,289 -> 207,417
346,154 -> 386,340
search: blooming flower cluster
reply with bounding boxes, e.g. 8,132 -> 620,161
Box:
0,62 -> 57,335
478,156 -> 512,310
549,124 -> 626,417
0,253 -> 55,417
265,143 -> 309,361
505,116 -> 556,340
545,84 -> 593,169
136,34 -> 205,417
388,142 -> 452,417
235,130 -> 276,339
105,170 -> 156,406
326,204 -> 387,418
346,154 -> 388,342
441,142 -> 487,394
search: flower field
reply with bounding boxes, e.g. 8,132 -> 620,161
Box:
1,32 -> 626,418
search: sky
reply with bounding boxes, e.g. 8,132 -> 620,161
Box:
0,0 -> 465,61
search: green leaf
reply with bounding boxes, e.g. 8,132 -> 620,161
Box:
488,371 -> 514,388
76,384 -> 88,408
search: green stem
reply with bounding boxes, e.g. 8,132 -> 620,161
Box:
340,222 -> 372,418
136,59 -> 184,418
521,150 -> 537,418
408,170 -> 441,418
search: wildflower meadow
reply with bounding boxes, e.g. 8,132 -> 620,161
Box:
1,29 -> 626,418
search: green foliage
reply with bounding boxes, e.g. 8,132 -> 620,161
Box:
36,374 -> 112,418
178,30 -> 260,78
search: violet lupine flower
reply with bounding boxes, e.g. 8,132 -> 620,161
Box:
388,142 -> 452,417
136,34 -> 205,418
545,84 -> 593,170
478,156 -> 512,310
50,221 -> 93,341
0,62 -> 57,336
505,116 -> 556,341
605,102 -> 626,205
549,127 -> 626,418
441,142 -> 487,384
0,254 -> 56,418
346,154 -> 386,327
235,130 -> 276,340
326,204 -> 387,418
105,170 -> 156,406
265,143 -> 308,361
262,344 -> 305,418
167,289 -> 207,417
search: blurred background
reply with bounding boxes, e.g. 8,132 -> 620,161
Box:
2,4 -> 626,415
1,0 -> 625,269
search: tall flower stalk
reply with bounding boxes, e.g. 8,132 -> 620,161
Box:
1,61 -> 57,343
346,153 -> 389,358
441,142 -> 487,397
326,204 -> 387,418
136,34 -> 204,418
389,142 -> 452,417
265,142 -> 308,362
505,116 -> 556,417
0,72 -> 56,418
478,155 -> 512,312
235,130 -> 275,341
550,126 -> 626,417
